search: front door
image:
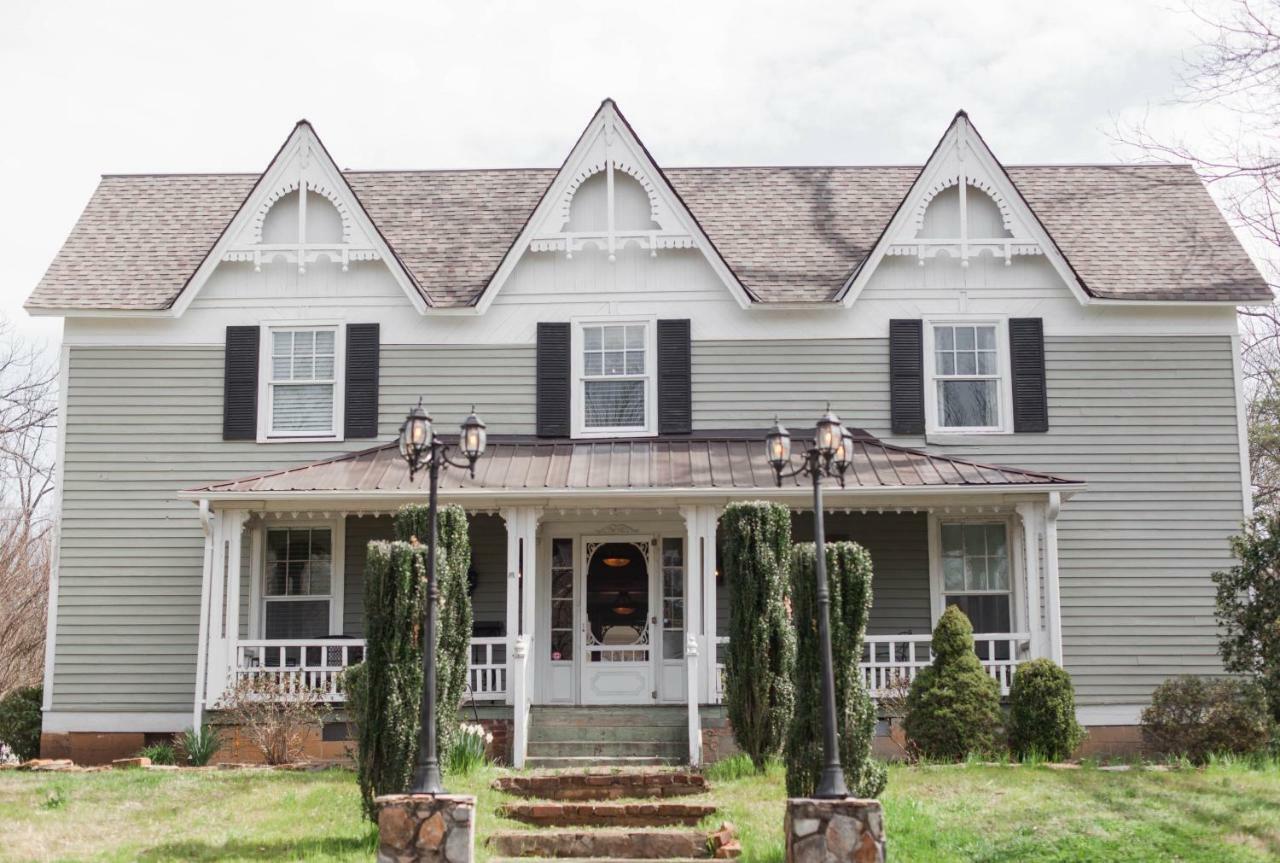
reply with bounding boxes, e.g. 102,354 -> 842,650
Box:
579,536 -> 655,704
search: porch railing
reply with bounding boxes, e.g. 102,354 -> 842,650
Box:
231,636 -> 511,703
233,639 -> 365,702
861,632 -> 1032,698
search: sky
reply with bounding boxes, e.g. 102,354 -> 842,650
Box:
0,0 -> 1239,355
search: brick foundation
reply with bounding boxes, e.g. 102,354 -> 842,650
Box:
495,770 -> 707,800
40,732 -> 145,766
473,716 -> 511,764
376,793 -> 475,863
785,798 -> 885,863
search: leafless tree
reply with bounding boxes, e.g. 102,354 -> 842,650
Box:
0,320 -> 56,698
1122,1 -> 1280,511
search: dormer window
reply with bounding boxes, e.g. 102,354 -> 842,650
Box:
572,320 -> 656,437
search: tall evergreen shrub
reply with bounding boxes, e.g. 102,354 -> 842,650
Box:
352,503 -> 473,819
1007,658 -> 1084,761
903,605 -> 1003,760
722,501 -> 795,771
785,542 -> 886,798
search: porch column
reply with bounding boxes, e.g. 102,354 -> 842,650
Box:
1044,493 -> 1065,664
501,506 -> 541,768
681,505 -> 720,704
192,502 -> 219,729
200,508 -> 248,710
1014,502 -> 1044,660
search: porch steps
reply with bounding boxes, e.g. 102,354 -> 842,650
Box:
527,707 -> 689,769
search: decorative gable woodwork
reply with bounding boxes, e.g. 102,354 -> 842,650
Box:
840,111 -> 1089,306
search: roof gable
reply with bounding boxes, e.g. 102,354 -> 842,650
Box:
169,121 -> 426,316
472,100 -> 755,313
839,111 -> 1090,306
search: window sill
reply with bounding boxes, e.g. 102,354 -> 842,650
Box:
256,435 -> 345,445
925,430 -> 1012,446
572,429 -> 659,440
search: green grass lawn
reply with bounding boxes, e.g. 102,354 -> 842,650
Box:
1,760 -> 1278,862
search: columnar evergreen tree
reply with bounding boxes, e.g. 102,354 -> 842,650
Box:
785,541 -> 886,798
722,501 -> 795,771
351,503 -> 473,819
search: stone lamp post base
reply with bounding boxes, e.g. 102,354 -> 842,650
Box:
376,794 -> 476,863
784,798 -> 885,863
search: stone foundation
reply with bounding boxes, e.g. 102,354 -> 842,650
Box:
785,798 -> 885,863
376,793 -> 475,863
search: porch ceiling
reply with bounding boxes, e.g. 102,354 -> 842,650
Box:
181,430 -> 1083,501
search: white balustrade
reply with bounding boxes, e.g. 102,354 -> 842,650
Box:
467,636 -> 509,701
861,633 -> 1031,698
233,639 -> 365,702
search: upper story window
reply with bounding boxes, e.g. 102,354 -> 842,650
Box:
573,320 -> 656,437
261,325 -> 343,440
925,322 -> 1009,434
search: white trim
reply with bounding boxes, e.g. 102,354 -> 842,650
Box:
922,316 -> 1013,436
169,122 -> 426,318
257,322 -> 346,443
192,501 -> 216,728
41,342 -> 70,713
571,316 -> 658,438
1076,704 -> 1144,726
1232,332 -> 1254,519
42,711 -> 193,733
1044,492 -> 1064,664
254,517 -> 346,638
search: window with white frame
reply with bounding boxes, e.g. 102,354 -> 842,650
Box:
576,322 -> 653,434
265,326 -> 340,437
262,527 -> 334,639
939,522 -> 1012,655
930,323 -> 1003,431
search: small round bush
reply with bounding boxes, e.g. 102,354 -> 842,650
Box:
0,685 -> 42,762
1007,658 -> 1084,761
1141,675 -> 1273,764
903,606 -> 1003,760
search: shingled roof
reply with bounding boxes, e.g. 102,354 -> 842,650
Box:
183,431 -> 1083,499
27,162 -> 1271,311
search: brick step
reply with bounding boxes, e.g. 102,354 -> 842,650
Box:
499,802 -> 718,828
490,858 -> 708,863
527,741 -> 688,759
488,823 -> 739,859
494,770 -> 708,800
530,724 -> 688,743
526,756 -> 683,770
530,708 -> 688,728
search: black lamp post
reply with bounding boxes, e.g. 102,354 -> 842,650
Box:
766,408 -> 854,799
397,401 -> 488,795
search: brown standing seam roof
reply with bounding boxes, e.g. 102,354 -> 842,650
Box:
184,433 -> 1080,496
27,163 -> 1271,312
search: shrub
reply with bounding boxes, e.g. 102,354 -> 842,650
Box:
1007,658 -> 1084,761
138,742 -> 177,765
786,541 -> 886,798
352,504 -> 473,819
1213,514 -> 1280,723
1140,676 -> 1273,764
722,501 -> 796,771
0,684 -> 42,761
178,724 -> 222,766
903,606 -> 1003,760
218,675 -> 330,765
445,722 -> 492,776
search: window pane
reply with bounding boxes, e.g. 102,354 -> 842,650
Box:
602,326 -> 625,350
294,330 -> 314,355
293,355 -> 314,379
955,326 -> 975,350
990,555 -> 1010,591
975,326 -> 996,349
965,555 -> 988,591
584,353 -> 602,375
625,325 -> 645,349
663,630 -> 684,660
935,326 -> 954,350
585,379 -> 645,427
584,327 -> 602,350
552,568 -> 573,599
937,352 -> 956,375
272,331 -> 292,356
552,599 -> 573,628
976,351 -> 997,375
942,556 -> 964,591
264,600 -> 330,639
315,330 -> 335,354
551,630 -> 573,661
265,562 -> 287,596
963,524 -> 987,555
273,383 -> 334,432
604,351 -> 625,375
986,524 -> 1007,557
272,356 -> 292,380
624,351 -> 645,375
940,524 -> 963,554
552,538 -> 573,569
308,560 -> 332,595
956,352 -> 976,375
314,355 -> 335,379
944,594 -> 1010,635
938,380 -> 998,427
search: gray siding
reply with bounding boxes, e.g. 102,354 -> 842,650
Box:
54,344 -> 531,713
697,336 -> 1245,707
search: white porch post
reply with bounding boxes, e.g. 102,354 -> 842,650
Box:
685,635 -> 701,765
192,501 -> 218,729
681,505 -> 720,704
1014,502 -> 1044,660
1044,493 -> 1065,664
502,506 -> 541,768
202,509 -> 248,710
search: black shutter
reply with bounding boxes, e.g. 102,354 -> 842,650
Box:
536,322 -> 571,437
889,319 -> 925,435
223,326 -> 260,440
657,319 -> 692,435
344,323 -> 380,438
1009,318 -> 1049,432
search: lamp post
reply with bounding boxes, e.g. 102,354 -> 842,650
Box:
397,401 -> 488,795
766,408 -> 855,799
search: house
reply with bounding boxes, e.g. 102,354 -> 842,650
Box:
26,100 -> 1268,766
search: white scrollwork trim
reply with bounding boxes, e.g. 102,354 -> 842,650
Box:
248,179 -> 356,245
911,176 -> 1016,235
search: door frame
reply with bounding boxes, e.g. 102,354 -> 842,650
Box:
578,534 -> 658,705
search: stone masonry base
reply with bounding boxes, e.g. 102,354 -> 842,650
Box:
376,793 -> 475,863
786,798 -> 886,863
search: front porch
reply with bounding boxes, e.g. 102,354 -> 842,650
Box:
187,432 -> 1078,766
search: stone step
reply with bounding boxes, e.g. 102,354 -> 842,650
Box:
527,741 -> 688,759
490,858 -> 708,863
525,756 -> 683,770
488,823 -> 739,860
530,723 -> 688,743
494,769 -> 708,800
499,801 -> 718,828
530,707 -> 688,727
